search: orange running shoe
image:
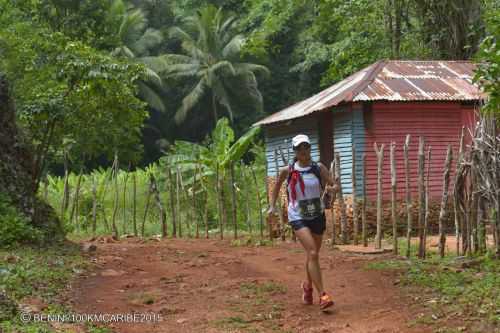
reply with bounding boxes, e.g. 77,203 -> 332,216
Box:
301,281 -> 313,305
319,291 -> 334,311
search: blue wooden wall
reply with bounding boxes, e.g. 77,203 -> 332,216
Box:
265,117 -> 320,176
332,106 -> 365,197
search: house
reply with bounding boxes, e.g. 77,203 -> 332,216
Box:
253,60 -> 485,201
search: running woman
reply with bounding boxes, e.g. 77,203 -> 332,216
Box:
267,134 -> 337,311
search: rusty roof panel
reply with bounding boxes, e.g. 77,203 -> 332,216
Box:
253,60 -> 486,126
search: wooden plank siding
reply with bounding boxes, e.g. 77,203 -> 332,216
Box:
332,106 -> 365,196
265,116 -> 320,176
363,101 -> 469,200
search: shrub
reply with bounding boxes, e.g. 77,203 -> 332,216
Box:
0,193 -> 42,247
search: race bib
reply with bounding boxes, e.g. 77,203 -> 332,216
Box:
298,197 -> 322,219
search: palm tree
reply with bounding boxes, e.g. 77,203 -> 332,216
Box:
110,0 -> 167,112
162,5 -> 269,125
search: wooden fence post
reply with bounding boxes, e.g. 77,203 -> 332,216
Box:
335,153 -> 348,244
330,161 -> 336,247
132,171 -> 137,237
390,142 -> 398,255
417,137 -> 426,258
403,135 -> 412,257
111,154 -> 119,240
453,127 -> 465,255
150,174 -> 167,238
352,144 -> 358,245
230,162 -> 238,240
250,165 -> 264,239
361,153 -> 367,247
167,167 -> 176,238
439,145 -> 453,258
423,146 -> 432,258
374,142 -> 385,249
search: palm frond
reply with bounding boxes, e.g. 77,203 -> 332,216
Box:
131,28 -> 163,56
138,81 -> 166,112
174,79 -> 207,124
222,34 -> 245,60
162,63 -> 201,79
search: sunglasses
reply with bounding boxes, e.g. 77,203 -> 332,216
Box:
293,143 -> 311,151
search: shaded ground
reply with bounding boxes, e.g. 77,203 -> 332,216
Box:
66,237 -> 434,333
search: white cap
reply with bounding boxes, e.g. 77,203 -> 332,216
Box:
292,134 -> 310,148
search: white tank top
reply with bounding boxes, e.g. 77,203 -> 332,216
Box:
287,161 -> 324,221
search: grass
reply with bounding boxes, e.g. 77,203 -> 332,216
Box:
0,242 -> 111,333
365,246 -> 500,332
212,280 -> 288,332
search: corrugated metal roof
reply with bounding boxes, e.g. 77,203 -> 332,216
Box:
253,60 -> 486,126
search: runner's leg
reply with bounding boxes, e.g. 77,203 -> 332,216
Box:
295,227 -> 324,294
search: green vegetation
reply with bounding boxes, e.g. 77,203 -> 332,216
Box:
366,252 -> 500,332
0,243 -> 108,333
0,193 -> 43,247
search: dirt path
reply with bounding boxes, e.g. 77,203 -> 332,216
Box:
69,238 -> 432,333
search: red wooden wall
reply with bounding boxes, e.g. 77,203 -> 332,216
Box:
364,101 -> 475,200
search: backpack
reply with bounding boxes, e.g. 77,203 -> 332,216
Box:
286,161 -> 332,209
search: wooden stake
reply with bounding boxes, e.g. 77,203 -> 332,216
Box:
438,145 -> 453,258
417,137 -> 425,258
92,175 -> 97,237
194,163 -> 199,239
330,161 -> 336,247
230,162 -> 238,239
167,167 -> 176,237
273,149 -> 285,241
423,146 -> 431,258
352,144 -> 358,245
215,163 -> 223,240
374,142 -> 385,249
178,166 -> 191,237
132,171 -> 137,236
141,176 -> 152,237
390,142 -> 398,255
453,127 -> 465,255
176,165 -> 183,238
335,153 -> 348,244
361,153 -> 367,247
403,135 -> 412,257
250,164 -> 264,239
150,173 -> 167,238
111,154 -> 119,240
122,165 -> 130,235
242,162 -> 252,236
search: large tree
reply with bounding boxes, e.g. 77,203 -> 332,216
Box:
162,5 -> 269,126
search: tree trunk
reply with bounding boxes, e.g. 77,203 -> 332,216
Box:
403,135 -> 412,257
374,142 -> 385,249
390,142 -> 398,255
438,145 -> 453,258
